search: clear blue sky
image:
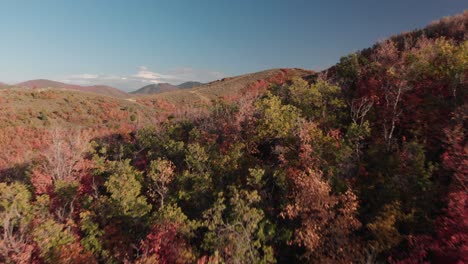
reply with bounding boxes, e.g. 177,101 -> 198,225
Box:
0,0 -> 465,91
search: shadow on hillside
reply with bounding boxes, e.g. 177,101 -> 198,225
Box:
0,130 -> 143,187
0,162 -> 32,185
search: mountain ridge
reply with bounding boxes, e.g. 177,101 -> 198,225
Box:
130,83 -> 179,94
131,81 -> 205,95
135,68 -> 314,108
177,81 -> 204,89
14,79 -> 129,98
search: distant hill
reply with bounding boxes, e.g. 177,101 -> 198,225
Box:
16,79 -> 81,90
80,85 -> 130,99
191,68 -> 312,98
177,81 -> 204,89
0,82 -> 8,89
136,68 -> 313,108
130,83 -> 179,95
130,81 -> 204,95
15,79 -> 128,98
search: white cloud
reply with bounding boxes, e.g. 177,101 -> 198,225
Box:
133,66 -> 176,81
73,73 -> 99,79
62,66 -> 225,92
166,67 -> 225,82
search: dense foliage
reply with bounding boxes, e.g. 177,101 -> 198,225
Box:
0,12 -> 466,263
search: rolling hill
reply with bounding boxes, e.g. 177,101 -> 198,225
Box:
177,81 -> 204,89
130,83 -> 179,94
136,68 -> 313,109
15,79 -> 129,98
0,88 -> 160,170
79,85 -> 130,99
130,81 -> 205,95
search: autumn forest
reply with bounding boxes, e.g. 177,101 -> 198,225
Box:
0,12 -> 467,264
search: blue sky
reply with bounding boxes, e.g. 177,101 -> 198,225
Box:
0,0 -> 465,91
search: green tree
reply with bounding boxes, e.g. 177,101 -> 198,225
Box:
286,78 -> 346,128
176,143 -> 213,217
147,158 -> 175,208
255,92 -> 301,139
202,188 -> 274,264
0,183 -> 33,262
33,219 -> 75,263
104,159 -> 152,218
79,210 -> 107,258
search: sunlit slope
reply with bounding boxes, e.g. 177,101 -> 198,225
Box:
135,68 -> 313,109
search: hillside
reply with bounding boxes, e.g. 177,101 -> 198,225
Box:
16,79 -> 82,89
80,85 -> 131,98
0,12 -> 466,264
136,68 -> 313,110
130,83 -> 179,94
15,79 -> 129,98
0,88 -> 160,170
130,81 -> 205,95
177,81 -> 204,89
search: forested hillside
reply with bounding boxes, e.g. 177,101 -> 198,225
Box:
0,12 -> 466,263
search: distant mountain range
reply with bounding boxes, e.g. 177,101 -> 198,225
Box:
0,79 -> 205,97
130,81 -> 204,95
136,68 -> 313,107
176,81 -> 204,89
14,79 -> 129,98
